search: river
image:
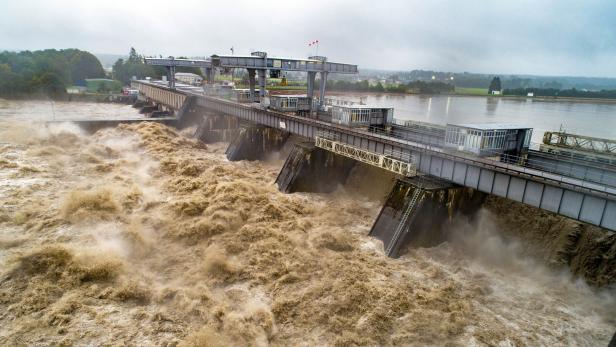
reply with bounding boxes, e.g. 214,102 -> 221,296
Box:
0,100 -> 614,345
336,94 -> 616,143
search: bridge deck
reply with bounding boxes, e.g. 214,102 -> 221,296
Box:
132,80 -> 616,231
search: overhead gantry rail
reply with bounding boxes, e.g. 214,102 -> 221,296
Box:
210,54 -> 358,74
145,57 -> 213,89
543,131 -> 616,155
144,51 -> 359,109
145,57 -> 212,68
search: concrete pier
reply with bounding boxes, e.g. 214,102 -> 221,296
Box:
275,142 -> 356,193
139,104 -> 159,115
194,113 -> 240,143
226,125 -> 290,161
369,176 -> 485,257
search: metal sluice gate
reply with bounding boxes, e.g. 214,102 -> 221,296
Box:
315,133 -> 417,176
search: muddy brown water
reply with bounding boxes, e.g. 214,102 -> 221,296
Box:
0,100 -> 614,346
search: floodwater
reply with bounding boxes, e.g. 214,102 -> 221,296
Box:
0,100 -> 614,346
337,94 -> 616,143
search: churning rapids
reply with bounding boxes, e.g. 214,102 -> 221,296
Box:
0,100 -> 614,346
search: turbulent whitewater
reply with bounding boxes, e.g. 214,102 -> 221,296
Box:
0,101 -> 614,346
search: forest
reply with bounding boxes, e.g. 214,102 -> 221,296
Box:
0,49 -> 105,98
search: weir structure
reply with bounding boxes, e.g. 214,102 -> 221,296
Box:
118,49 -> 616,256
369,176 -> 485,257
133,78 -> 616,234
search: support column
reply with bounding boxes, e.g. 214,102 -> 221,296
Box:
257,69 -> 267,99
139,104 -> 159,115
248,69 -> 256,102
176,96 -> 200,127
225,125 -> 290,161
195,112 -> 240,143
204,67 -> 214,84
307,71 -> 316,99
369,177 -> 486,257
307,71 -> 317,114
318,71 -> 328,109
275,142 -> 356,193
166,66 -> 176,89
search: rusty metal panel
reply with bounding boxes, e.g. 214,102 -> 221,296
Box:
522,181 -> 544,207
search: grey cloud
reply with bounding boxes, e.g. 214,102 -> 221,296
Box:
0,0 -> 614,76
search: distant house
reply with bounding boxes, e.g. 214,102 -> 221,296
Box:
491,90 -> 501,95
527,92 -> 534,97
175,72 -> 203,85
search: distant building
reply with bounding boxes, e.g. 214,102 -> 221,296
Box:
491,90 -> 501,95
66,86 -> 86,94
269,95 -> 312,113
175,72 -> 203,85
85,79 -> 122,93
527,92 -> 534,97
444,123 -> 532,159
331,105 -> 393,127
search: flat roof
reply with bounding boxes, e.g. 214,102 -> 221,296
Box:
175,72 -> 202,77
271,94 -> 309,98
448,123 -> 532,131
332,105 -> 393,110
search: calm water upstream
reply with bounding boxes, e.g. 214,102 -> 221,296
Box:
338,94 -> 616,144
2,96 -> 615,145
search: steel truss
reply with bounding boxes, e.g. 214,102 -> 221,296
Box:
315,135 -> 416,176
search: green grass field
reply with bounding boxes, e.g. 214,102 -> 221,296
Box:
454,87 -> 489,95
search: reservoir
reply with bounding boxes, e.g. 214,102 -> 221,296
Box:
338,94 -> 616,143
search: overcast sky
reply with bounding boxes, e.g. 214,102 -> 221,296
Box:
1,0 -> 614,77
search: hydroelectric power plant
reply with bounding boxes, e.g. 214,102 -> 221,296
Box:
83,51 -> 616,258
1,49 -> 612,346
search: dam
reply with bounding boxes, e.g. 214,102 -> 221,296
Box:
108,52 -> 616,257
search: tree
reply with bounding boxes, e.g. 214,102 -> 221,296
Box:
69,51 -> 105,85
0,48 -> 106,98
488,76 -> 502,94
34,72 -> 66,99
128,47 -> 141,63
112,48 -> 165,84
0,63 -> 19,95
